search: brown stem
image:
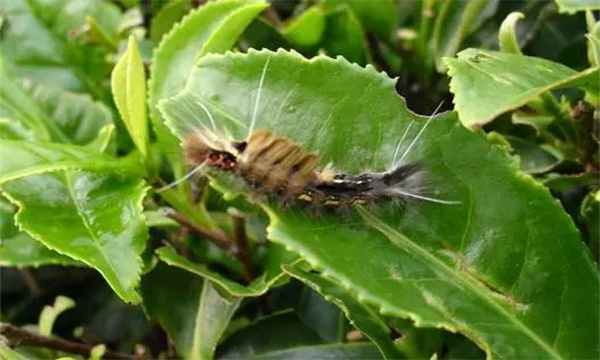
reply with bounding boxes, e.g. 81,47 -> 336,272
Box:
229,209 -> 255,283
366,32 -> 391,75
262,7 -> 283,29
165,210 -> 231,251
19,269 -> 41,295
0,323 -> 133,359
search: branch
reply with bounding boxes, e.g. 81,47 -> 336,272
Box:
165,208 -> 257,283
0,323 -> 133,359
229,209 -> 255,282
165,210 -> 231,251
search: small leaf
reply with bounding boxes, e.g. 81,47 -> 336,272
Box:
142,264 -> 241,360
0,343 -> 30,360
39,296 -> 76,336
156,246 -> 292,297
112,35 -> 148,158
445,49 -> 600,128
556,0 -> 600,14
148,0 -> 268,157
86,124 -> 115,153
0,142 -> 148,303
499,12 -> 524,54
503,135 -> 563,174
282,6 -> 325,49
284,264 -> 403,360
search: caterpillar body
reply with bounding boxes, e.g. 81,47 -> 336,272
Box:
183,128 -> 437,208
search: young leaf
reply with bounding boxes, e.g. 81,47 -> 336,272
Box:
445,49 -> 600,128
498,12 -> 524,54
284,264 -> 403,360
148,0 -> 268,157
142,264 -> 241,360
112,35 -> 148,158
0,141 -> 148,304
159,50 -> 599,358
38,296 -> 75,336
330,0 -> 397,39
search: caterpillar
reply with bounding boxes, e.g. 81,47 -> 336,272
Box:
160,57 -> 456,208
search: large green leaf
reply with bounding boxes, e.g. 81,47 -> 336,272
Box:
0,141 -> 148,303
445,48 -> 600,128
0,198 -> 80,267
142,264 -> 241,360
159,50 -> 599,358
148,0 -> 268,157
284,264 -> 402,359
0,0 -> 121,95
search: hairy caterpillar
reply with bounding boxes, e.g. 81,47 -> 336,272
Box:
160,57 -> 456,207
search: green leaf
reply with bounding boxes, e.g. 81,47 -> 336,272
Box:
0,65 -> 113,145
252,343 -> 383,360
586,13 -> 600,67
156,246 -> 291,297
0,0 -> 121,94
503,135 -> 563,174
499,12 -> 524,54
142,264 -> 241,360
38,295 -> 75,336
112,35 -> 148,158
0,117 -> 37,141
216,311 -> 323,359
284,264 -> 403,360
282,6 -> 325,49
0,198 -> 80,267
241,18 -> 290,51
556,0 -> 600,14
0,140 -> 143,183
0,142 -> 148,303
433,0 -> 499,71
159,50 -> 599,358
322,5 -> 368,65
0,343 -> 30,360
23,82 -> 114,146
445,49 -> 600,128
582,190 -> 599,257
330,0 -> 397,39
150,0 -> 191,44
148,0 -> 268,157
